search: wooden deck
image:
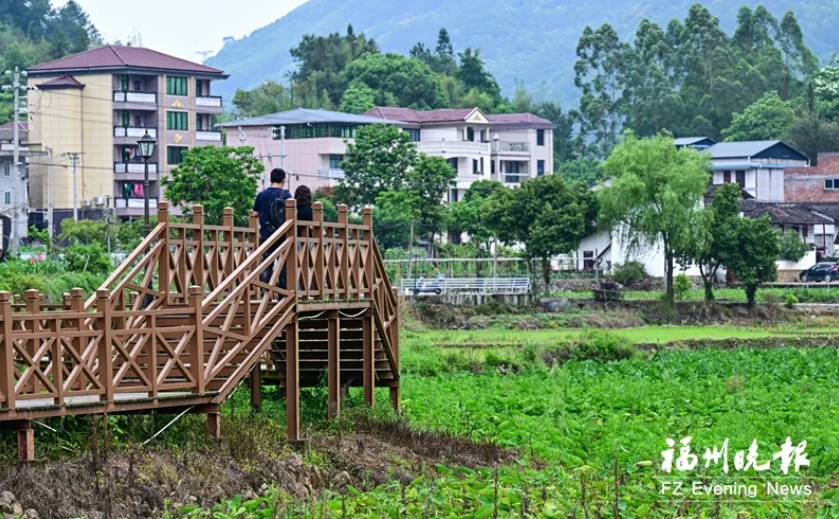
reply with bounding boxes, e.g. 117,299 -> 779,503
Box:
0,200 -> 400,460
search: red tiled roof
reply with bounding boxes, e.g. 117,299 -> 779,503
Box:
37,75 -> 84,89
29,45 -> 225,75
364,107 -> 554,127
0,122 -> 28,131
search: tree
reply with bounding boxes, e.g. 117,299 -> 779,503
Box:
678,182 -> 741,301
457,48 -> 501,101
448,180 -> 503,255
59,219 -> 106,245
337,124 -> 418,207
558,157 -> 603,185
723,91 -> 794,141
484,175 -> 596,291
232,80 -> 293,118
339,82 -> 376,114
161,146 -> 264,226
406,154 -> 457,241
342,52 -> 449,109
778,230 -> 810,262
727,215 -> 779,307
598,132 -> 710,304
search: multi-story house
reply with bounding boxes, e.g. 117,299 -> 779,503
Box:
0,122 -> 46,254
25,45 -> 227,232
364,107 -> 555,202
216,108 -> 405,193
785,153 -> 839,203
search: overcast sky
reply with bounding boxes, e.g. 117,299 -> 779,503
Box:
55,0 -> 309,62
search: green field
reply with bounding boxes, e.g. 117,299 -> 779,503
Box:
172,325 -> 839,518
554,287 -> 839,304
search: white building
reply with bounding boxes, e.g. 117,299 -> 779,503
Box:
0,122 -> 46,255
364,107 -> 555,202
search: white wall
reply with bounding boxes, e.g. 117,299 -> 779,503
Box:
777,250 -> 817,272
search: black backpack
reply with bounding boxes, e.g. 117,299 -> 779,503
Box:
268,192 -> 289,230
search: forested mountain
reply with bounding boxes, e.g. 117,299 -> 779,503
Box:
206,0 -> 837,104
0,0 -> 100,123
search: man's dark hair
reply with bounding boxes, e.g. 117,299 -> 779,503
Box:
270,168 -> 287,184
294,185 -> 312,207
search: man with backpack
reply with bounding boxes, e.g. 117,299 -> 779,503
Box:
253,168 -> 292,286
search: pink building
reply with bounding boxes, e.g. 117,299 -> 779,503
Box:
217,108 -> 406,194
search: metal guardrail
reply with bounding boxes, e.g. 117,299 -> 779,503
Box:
399,277 -> 531,295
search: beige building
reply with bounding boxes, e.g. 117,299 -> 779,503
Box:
26,45 -> 227,231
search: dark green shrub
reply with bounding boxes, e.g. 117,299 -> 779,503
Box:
573,331 -> 635,363
63,243 -> 112,274
611,261 -> 649,288
674,274 -> 691,300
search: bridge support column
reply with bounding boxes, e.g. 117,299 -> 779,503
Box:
362,311 -> 375,408
389,386 -> 400,412
250,361 -> 262,413
205,406 -> 221,439
327,312 -> 340,419
17,422 -> 34,462
286,321 -> 300,442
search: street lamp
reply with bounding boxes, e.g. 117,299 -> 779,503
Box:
137,131 -> 157,235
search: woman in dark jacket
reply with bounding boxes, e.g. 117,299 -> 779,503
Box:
295,185 -> 313,237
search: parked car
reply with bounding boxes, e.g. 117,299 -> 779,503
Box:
799,262 -> 839,282
412,276 -> 443,296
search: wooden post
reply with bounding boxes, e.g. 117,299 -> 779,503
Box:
338,204 -> 350,300
192,205 -> 205,294
24,290 -> 40,395
362,207 -> 374,300
362,310 -> 375,407
250,361 -> 262,412
285,199 -> 298,296
158,201 -> 171,305
286,321 -> 300,442
188,286 -> 205,395
223,207 -> 235,279
0,292 -> 15,410
96,289 -> 114,402
205,405 -> 221,439
327,313 -> 340,419
249,210 -> 259,295
390,286 -> 400,412
69,289 -> 85,392
313,201 -> 324,298
17,422 -> 34,462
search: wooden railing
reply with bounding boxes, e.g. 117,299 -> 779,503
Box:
0,199 -> 399,421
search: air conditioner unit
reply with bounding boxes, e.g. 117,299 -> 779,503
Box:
81,199 -> 92,208
93,196 -> 106,207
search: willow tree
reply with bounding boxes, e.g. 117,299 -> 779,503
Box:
598,131 -> 710,305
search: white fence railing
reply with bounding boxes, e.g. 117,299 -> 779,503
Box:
400,277 -> 531,295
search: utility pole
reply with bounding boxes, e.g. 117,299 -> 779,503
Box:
3,67 -> 28,254
62,152 -> 82,221
47,147 -> 54,244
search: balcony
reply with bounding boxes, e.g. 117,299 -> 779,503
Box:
113,90 -> 157,105
114,197 -> 158,209
494,141 -> 530,154
418,140 -> 491,156
318,168 -> 345,179
114,162 -> 158,174
114,127 -> 157,139
196,130 -> 223,142
196,96 -> 222,108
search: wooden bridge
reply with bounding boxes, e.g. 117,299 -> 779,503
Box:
0,200 -> 400,460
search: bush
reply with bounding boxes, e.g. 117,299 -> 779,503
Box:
573,331 -> 635,363
611,261 -> 649,288
674,273 -> 691,300
63,243 -> 112,274
778,231 -> 810,262
785,294 -> 799,308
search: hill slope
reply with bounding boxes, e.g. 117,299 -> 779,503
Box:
206,0 -> 837,105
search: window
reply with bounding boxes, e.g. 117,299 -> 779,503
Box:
537,160 -> 545,176
166,76 -> 188,96
491,160 -> 495,174
407,128 -> 421,142
167,146 -> 187,165
133,80 -> 141,91
505,161 -> 520,183
120,75 -> 129,91
466,127 -> 474,142
3,192 -> 10,204
480,157 -> 484,174
723,171 -> 731,183
825,179 -> 839,190
3,163 -> 10,176
328,154 -> 343,169
120,111 -> 129,126
447,157 -> 458,174
196,79 -> 207,96
735,170 -> 745,189
473,159 -> 478,174
536,129 -> 545,146
583,251 -> 595,271
449,189 -> 459,203
166,111 -> 188,131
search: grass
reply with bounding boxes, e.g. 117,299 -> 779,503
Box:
168,325 -> 839,518
554,286 -> 839,304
